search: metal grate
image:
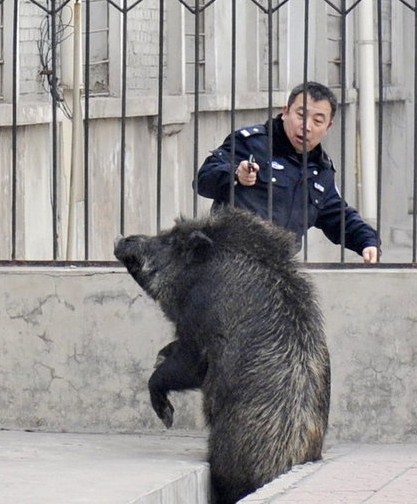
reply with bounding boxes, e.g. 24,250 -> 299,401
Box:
2,0 -> 417,264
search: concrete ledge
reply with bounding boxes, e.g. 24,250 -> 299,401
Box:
1,266 -> 417,443
3,430 -> 417,504
0,430 -> 210,504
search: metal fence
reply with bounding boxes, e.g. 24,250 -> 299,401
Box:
1,0 -> 417,264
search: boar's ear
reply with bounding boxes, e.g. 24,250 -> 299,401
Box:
185,231 -> 214,263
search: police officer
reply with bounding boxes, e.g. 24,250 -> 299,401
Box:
196,81 -> 379,263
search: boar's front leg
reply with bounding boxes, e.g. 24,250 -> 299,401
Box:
148,340 -> 207,428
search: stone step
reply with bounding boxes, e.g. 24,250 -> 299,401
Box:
2,430 -> 417,504
0,430 -> 210,504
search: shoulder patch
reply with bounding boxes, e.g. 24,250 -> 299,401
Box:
239,125 -> 267,138
322,150 -> 336,172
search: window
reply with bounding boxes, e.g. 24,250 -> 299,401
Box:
184,1 -> 206,94
326,2 -> 342,87
258,7 -> 280,91
126,0 -> 161,95
83,0 -> 110,95
378,0 -> 392,86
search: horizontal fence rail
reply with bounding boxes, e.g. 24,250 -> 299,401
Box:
0,0 -> 416,264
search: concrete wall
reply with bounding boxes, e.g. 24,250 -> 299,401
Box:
1,266 -> 416,443
316,269 -> 417,444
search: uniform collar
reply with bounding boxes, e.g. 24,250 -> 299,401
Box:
268,114 -> 333,171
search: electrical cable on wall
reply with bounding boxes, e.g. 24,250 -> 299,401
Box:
37,4 -> 73,119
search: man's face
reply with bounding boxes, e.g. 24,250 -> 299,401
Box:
282,93 -> 334,153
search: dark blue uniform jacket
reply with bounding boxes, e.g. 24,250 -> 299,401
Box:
196,114 -> 379,255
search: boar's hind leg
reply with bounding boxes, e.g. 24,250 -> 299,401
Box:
148,341 -> 207,428
153,341 -> 177,368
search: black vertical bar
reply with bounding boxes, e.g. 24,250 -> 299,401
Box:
84,0 -> 91,259
229,0 -> 236,206
340,1 -> 347,263
120,0 -> 127,235
192,4 -> 200,218
51,0 -> 59,259
376,0 -> 383,262
302,0 -> 309,261
156,0 -> 164,232
413,4 -> 417,262
267,0 -> 273,220
11,0 -> 18,260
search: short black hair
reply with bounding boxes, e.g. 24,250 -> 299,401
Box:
287,82 -> 338,120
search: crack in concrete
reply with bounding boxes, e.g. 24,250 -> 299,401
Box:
85,291 -> 141,308
6,294 -> 75,326
67,343 -> 85,364
34,362 -> 64,391
37,332 -> 53,347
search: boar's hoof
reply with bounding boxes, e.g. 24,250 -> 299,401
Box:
149,385 -> 175,428
160,403 -> 174,429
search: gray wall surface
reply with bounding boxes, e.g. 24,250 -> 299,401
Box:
1,266 -> 416,444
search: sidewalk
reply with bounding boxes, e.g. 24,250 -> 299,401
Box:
1,430 -> 416,504
241,443 -> 417,503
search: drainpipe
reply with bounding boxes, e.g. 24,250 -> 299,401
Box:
358,0 -> 377,225
66,0 -> 84,260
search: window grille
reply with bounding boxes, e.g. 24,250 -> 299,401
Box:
185,0 -> 206,93
83,0 -> 110,95
326,1 -> 342,87
258,6 -> 280,91
379,0 -> 392,85
2,0 -> 416,263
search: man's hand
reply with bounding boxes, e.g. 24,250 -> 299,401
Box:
235,159 -> 260,186
362,246 -> 378,264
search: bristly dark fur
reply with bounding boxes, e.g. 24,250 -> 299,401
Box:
114,207 -> 331,504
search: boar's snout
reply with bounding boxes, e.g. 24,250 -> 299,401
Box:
114,235 -> 126,260
114,234 -> 148,262
114,234 -> 124,249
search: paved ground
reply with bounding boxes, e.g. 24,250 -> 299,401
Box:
1,430 -> 417,504
242,443 -> 417,503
